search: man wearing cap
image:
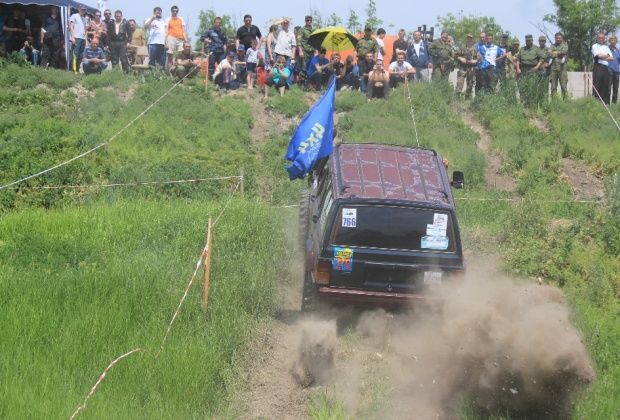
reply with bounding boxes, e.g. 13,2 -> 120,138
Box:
549,32 -> 569,99
236,14 -> 262,52
297,15 -> 315,80
496,34 -> 511,79
591,32 -> 614,104
505,39 -> 520,80
165,5 -> 188,64
538,35 -> 551,100
516,35 -> 545,106
455,34 -> 478,98
356,26 -> 379,64
69,5 -> 88,72
429,31 -> 454,81
273,18 -> 297,70
407,30 -> 432,82
145,7 -> 167,68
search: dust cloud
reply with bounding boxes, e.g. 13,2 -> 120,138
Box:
290,319 -> 337,388
292,261 -> 595,419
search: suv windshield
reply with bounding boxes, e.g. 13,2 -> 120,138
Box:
331,205 -> 456,252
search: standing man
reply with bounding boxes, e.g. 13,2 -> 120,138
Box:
144,7 -> 166,68
548,32 -> 569,99
127,19 -> 146,64
476,33 -> 505,93
273,18 -> 296,70
107,10 -> 130,72
69,5 -> 88,73
236,14 -> 262,52
297,15 -> 315,80
40,6 -> 63,68
609,36 -> 620,104
165,5 -> 188,63
391,29 -> 408,63
429,31 -> 454,81
455,34 -> 478,98
376,28 -> 386,61
356,26 -> 379,64
591,32 -> 614,104
516,34 -> 545,106
200,16 -> 228,71
407,30 -> 432,82
538,36 -> 551,100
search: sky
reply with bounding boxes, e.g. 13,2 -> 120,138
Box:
88,0 -> 559,40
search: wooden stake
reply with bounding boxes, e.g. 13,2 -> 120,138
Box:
202,217 -> 213,309
240,167 -> 245,197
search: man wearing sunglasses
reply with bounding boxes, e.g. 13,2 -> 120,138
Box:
165,5 -> 187,64
236,14 -> 262,52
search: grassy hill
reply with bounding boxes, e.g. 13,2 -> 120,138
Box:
0,59 -> 618,418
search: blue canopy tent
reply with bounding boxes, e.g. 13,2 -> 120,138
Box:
1,0 -> 98,69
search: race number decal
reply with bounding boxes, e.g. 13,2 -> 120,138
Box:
342,208 -> 357,228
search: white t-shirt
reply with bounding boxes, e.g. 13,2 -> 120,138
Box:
389,60 -> 413,72
377,37 -> 385,60
273,28 -> 297,58
146,17 -> 166,45
69,13 -> 86,40
246,47 -> 259,64
592,43 -> 612,66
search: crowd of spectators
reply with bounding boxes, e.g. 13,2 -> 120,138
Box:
1,5 -> 619,103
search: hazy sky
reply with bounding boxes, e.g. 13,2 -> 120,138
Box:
89,0 -> 558,40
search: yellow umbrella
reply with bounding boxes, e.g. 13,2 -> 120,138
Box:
308,26 -> 358,52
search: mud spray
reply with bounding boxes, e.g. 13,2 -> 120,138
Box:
290,262 -> 595,419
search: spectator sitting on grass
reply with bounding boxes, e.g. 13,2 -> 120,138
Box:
367,58 -> 390,100
82,37 -> 107,74
19,36 -> 40,65
213,52 -> 238,90
358,51 -> 375,93
327,53 -> 345,90
170,41 -> 196,80
343,55 -> 359,90
388,51 -> 416,88
264,55 -> 290,98
307,47 -> 329,90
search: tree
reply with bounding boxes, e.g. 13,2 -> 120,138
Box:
311,10 -> 325,28
347,9 -> 361,34
194,9 -> 235,49
364,0 -> 383,32
326,13 -> 342,27
544,0 -> 620,70
436,11 -> 507,46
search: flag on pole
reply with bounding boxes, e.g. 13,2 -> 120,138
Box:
285,77 -> 336,180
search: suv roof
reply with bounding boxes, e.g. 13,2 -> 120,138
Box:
330,143 -> 454,207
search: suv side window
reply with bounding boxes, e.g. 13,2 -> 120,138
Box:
318,190 -> 334,238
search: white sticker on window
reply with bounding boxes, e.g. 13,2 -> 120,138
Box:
433,213 -> 448,230
421,235 -> 449,250
342,208 -> 357,228
426,224 -> 446,237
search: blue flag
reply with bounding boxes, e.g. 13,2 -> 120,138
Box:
285,77 -> 336,180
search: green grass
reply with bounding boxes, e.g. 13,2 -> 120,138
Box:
0,199 -> 286,418
267,85 -> 309,117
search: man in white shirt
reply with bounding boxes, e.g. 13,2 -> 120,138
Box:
376,28 -> 386,61
591,32 -> 614,104
273,18 -> 296,71
144,6 -> 166,68
69,5 -> 88,72
388,51 -> 416,88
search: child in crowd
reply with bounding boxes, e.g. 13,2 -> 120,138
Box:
245,38 -> 259,89
264,55 -> 290,99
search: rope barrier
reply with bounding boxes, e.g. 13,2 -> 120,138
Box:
588,72 -> 620,134
0,67 -> 200,192
404,77 -> 421,148
29,176 -> 242,190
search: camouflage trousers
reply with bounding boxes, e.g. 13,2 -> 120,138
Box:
432,65 -> 452,81
550,67 -> 568,98
456,69 -> 475,98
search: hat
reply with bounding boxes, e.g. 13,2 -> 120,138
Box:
512,38 -> 520,45
538,35 -> 547,41
525,34 -> 533,40
501,34 -> 509,38
237,45 -> 246,52
466,33 -> 473,38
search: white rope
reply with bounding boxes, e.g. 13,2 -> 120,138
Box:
589,73 -> 620,133
404,77 -> 421,147
0,67 -> 200,192
30,176 -> 242,190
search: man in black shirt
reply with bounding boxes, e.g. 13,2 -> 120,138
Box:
40,6 -> 63,68
107,9 -> 130,72
236,14 -> 262,51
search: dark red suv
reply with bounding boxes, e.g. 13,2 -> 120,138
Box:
299,143 -> 465,310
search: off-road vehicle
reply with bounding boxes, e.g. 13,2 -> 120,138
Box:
299,143 -> 465,310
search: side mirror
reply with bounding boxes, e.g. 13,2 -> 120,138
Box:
451,171 -> 464,189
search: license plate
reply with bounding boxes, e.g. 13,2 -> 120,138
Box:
423,271 -> 443,285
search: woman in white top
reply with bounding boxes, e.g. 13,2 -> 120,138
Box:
273,19 -> 296,71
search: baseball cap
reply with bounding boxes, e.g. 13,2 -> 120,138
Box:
227,52 -> 235,57
237,45 -> 246,52
512,38 -> 520,45
525,34 -> 533,40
